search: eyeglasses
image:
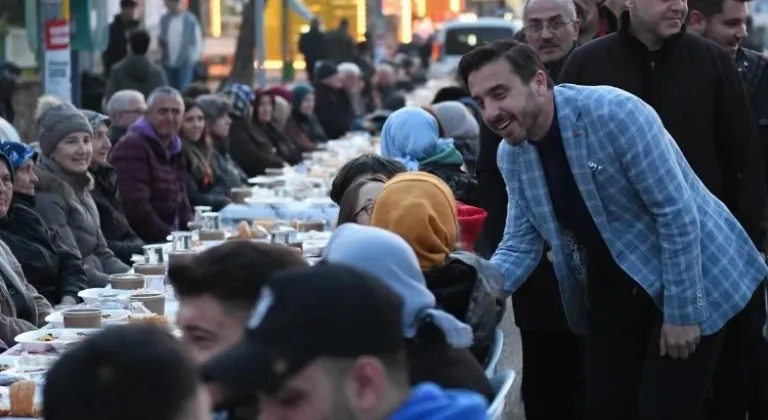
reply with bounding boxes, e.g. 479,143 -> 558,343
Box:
353,202 -> 374,220
524,18 -> 572,34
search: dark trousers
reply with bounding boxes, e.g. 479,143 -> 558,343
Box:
710,285 -> 768,420
585,247 -> 724,420
520,329 -> 586,420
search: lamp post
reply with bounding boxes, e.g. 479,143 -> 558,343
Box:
254,0 -> 267,87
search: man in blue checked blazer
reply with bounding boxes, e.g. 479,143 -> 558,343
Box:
459,40 -> 768,419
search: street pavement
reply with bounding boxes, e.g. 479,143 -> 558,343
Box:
500,306 -> 526,419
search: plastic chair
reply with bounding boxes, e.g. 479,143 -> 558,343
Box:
484,328 -> 504,377
487,369 -> 517,420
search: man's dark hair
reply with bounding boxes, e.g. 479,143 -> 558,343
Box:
457,39 -> 552,89
183,82 -> 211,99
44,325 -> 199,420
687,0 -> 751,20
128,29 -> 151,55
432,86 -> 470,104
329,154 -> 407,204
168,241 -> 309,312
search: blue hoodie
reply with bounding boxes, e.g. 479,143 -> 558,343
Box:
388,383 -> 489,420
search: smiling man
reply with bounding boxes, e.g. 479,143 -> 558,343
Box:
459,39 -> 768,419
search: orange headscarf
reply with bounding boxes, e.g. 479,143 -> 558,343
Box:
370,172 -> 457,270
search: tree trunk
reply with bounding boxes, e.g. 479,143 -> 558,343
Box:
228,0 -> 257,85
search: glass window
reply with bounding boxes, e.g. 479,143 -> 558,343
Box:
443,26 -> 514,55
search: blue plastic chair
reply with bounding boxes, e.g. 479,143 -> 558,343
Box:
487,369 -> 517,420
484,328 -> 504,377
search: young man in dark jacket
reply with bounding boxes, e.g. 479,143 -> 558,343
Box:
102,0 -> 140,77
559,0 -> 768,417
105,29 -> 168,102
685,1 -> 768,418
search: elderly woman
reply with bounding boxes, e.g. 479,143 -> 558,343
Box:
196,94 -> 247,190
380,107 -> 478,206
431,101 -> 480,174
251,90 -> 301,166
83,111 -> 145,265
179,98 -> 231,211
284,84 -> 327,150
370,172 -> 503,364
0,151 -> 52,344
34,102 -> 129,288
0,141 -> 87,306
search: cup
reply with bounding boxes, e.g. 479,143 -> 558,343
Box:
133,263 -> 167,276
129,292 -> 166,315
109,273 -> 146,290
230,188 -> 253,204
63,308 -> 103,328
168,250 -> 198,266
198,229 -> 226,241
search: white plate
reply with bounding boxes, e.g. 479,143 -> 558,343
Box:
248,175 -> 285,185
14,329 -> 99,353
77,288 -> 132,304
45,309 -> 130,328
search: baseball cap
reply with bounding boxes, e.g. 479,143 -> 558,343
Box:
201,263 -> 405,393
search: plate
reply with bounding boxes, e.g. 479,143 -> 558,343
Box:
14,329 -> 99,353
77,288 -> 132,304
45,309 -> 130,328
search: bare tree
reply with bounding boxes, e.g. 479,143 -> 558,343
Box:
228,0 -> 257,85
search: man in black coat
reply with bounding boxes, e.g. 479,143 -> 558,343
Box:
685,1 -> 768,418
559,1 -> 767,417
102,0 -> 140,77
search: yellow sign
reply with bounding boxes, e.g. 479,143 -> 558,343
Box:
61,0 -> 71,20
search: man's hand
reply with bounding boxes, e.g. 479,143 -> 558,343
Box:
660,322 -> 701,360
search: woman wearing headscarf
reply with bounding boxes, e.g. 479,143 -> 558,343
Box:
251,90 -> 301,165
224,83 -> 286,177
0,141 -> 87,306
196,94 -> 248,190
370,172 -> 503,364
283,84 -> 327,151
179,98 -> 231,211
34,102 -> 130,288
431,101 -> 480,175
323,223 -> 495,402
83,111 -> 145,265
380,107 -> 477,205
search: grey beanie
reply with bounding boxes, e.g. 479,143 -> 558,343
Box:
196,94 -> 231,123
37,102 -> 93,157
81,110 -> 111,132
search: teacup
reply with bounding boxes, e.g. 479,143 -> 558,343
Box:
168,250 -> 198,265
63,308 -> 103,328
230,188 -> 253,204
133,263 -> 167,276
129,292 -> 166,315
109,273 -> 146,290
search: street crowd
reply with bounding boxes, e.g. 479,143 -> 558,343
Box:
0,0 -> 766,417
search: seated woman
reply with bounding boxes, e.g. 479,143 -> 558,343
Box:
323,223 -> 495,403
336,174 -> 388,226
370,172 -> 504,364
283,84 -> 328,150
431,101 -> 480,175
0,153 -> 53,344
180,98 -> 231,211
251,90 -> 301,166
0,142 -> 88,306
196,94 -> 247,190
34,102 -> 130,288
224,84 -> 286,177
380,107 -> 478,205
83,111 -> 145,265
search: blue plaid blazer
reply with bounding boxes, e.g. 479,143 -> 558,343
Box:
491,84 -> 767,335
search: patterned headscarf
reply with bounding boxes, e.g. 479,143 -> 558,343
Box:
0,141 -> 37,173
221,83 -> 256,118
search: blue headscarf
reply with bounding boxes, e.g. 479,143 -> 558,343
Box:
291,83 -> 314,115
221,83 -> 256,118
0,141 -> 37,172
380,107 -> 465,171
323,223 -> 474,348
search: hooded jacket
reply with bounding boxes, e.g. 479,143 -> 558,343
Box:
105,55 -> 168,101
109,117 -> 193,243
34,159 -> 130,287
387,383 -> 488,420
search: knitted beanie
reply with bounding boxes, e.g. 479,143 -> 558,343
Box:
37,102 -> 92,157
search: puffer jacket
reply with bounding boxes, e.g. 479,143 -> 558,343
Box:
89,163 -> 145,265
422,251 -> 505,365
35,158 -> 130,288
0,194 -> 87,304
